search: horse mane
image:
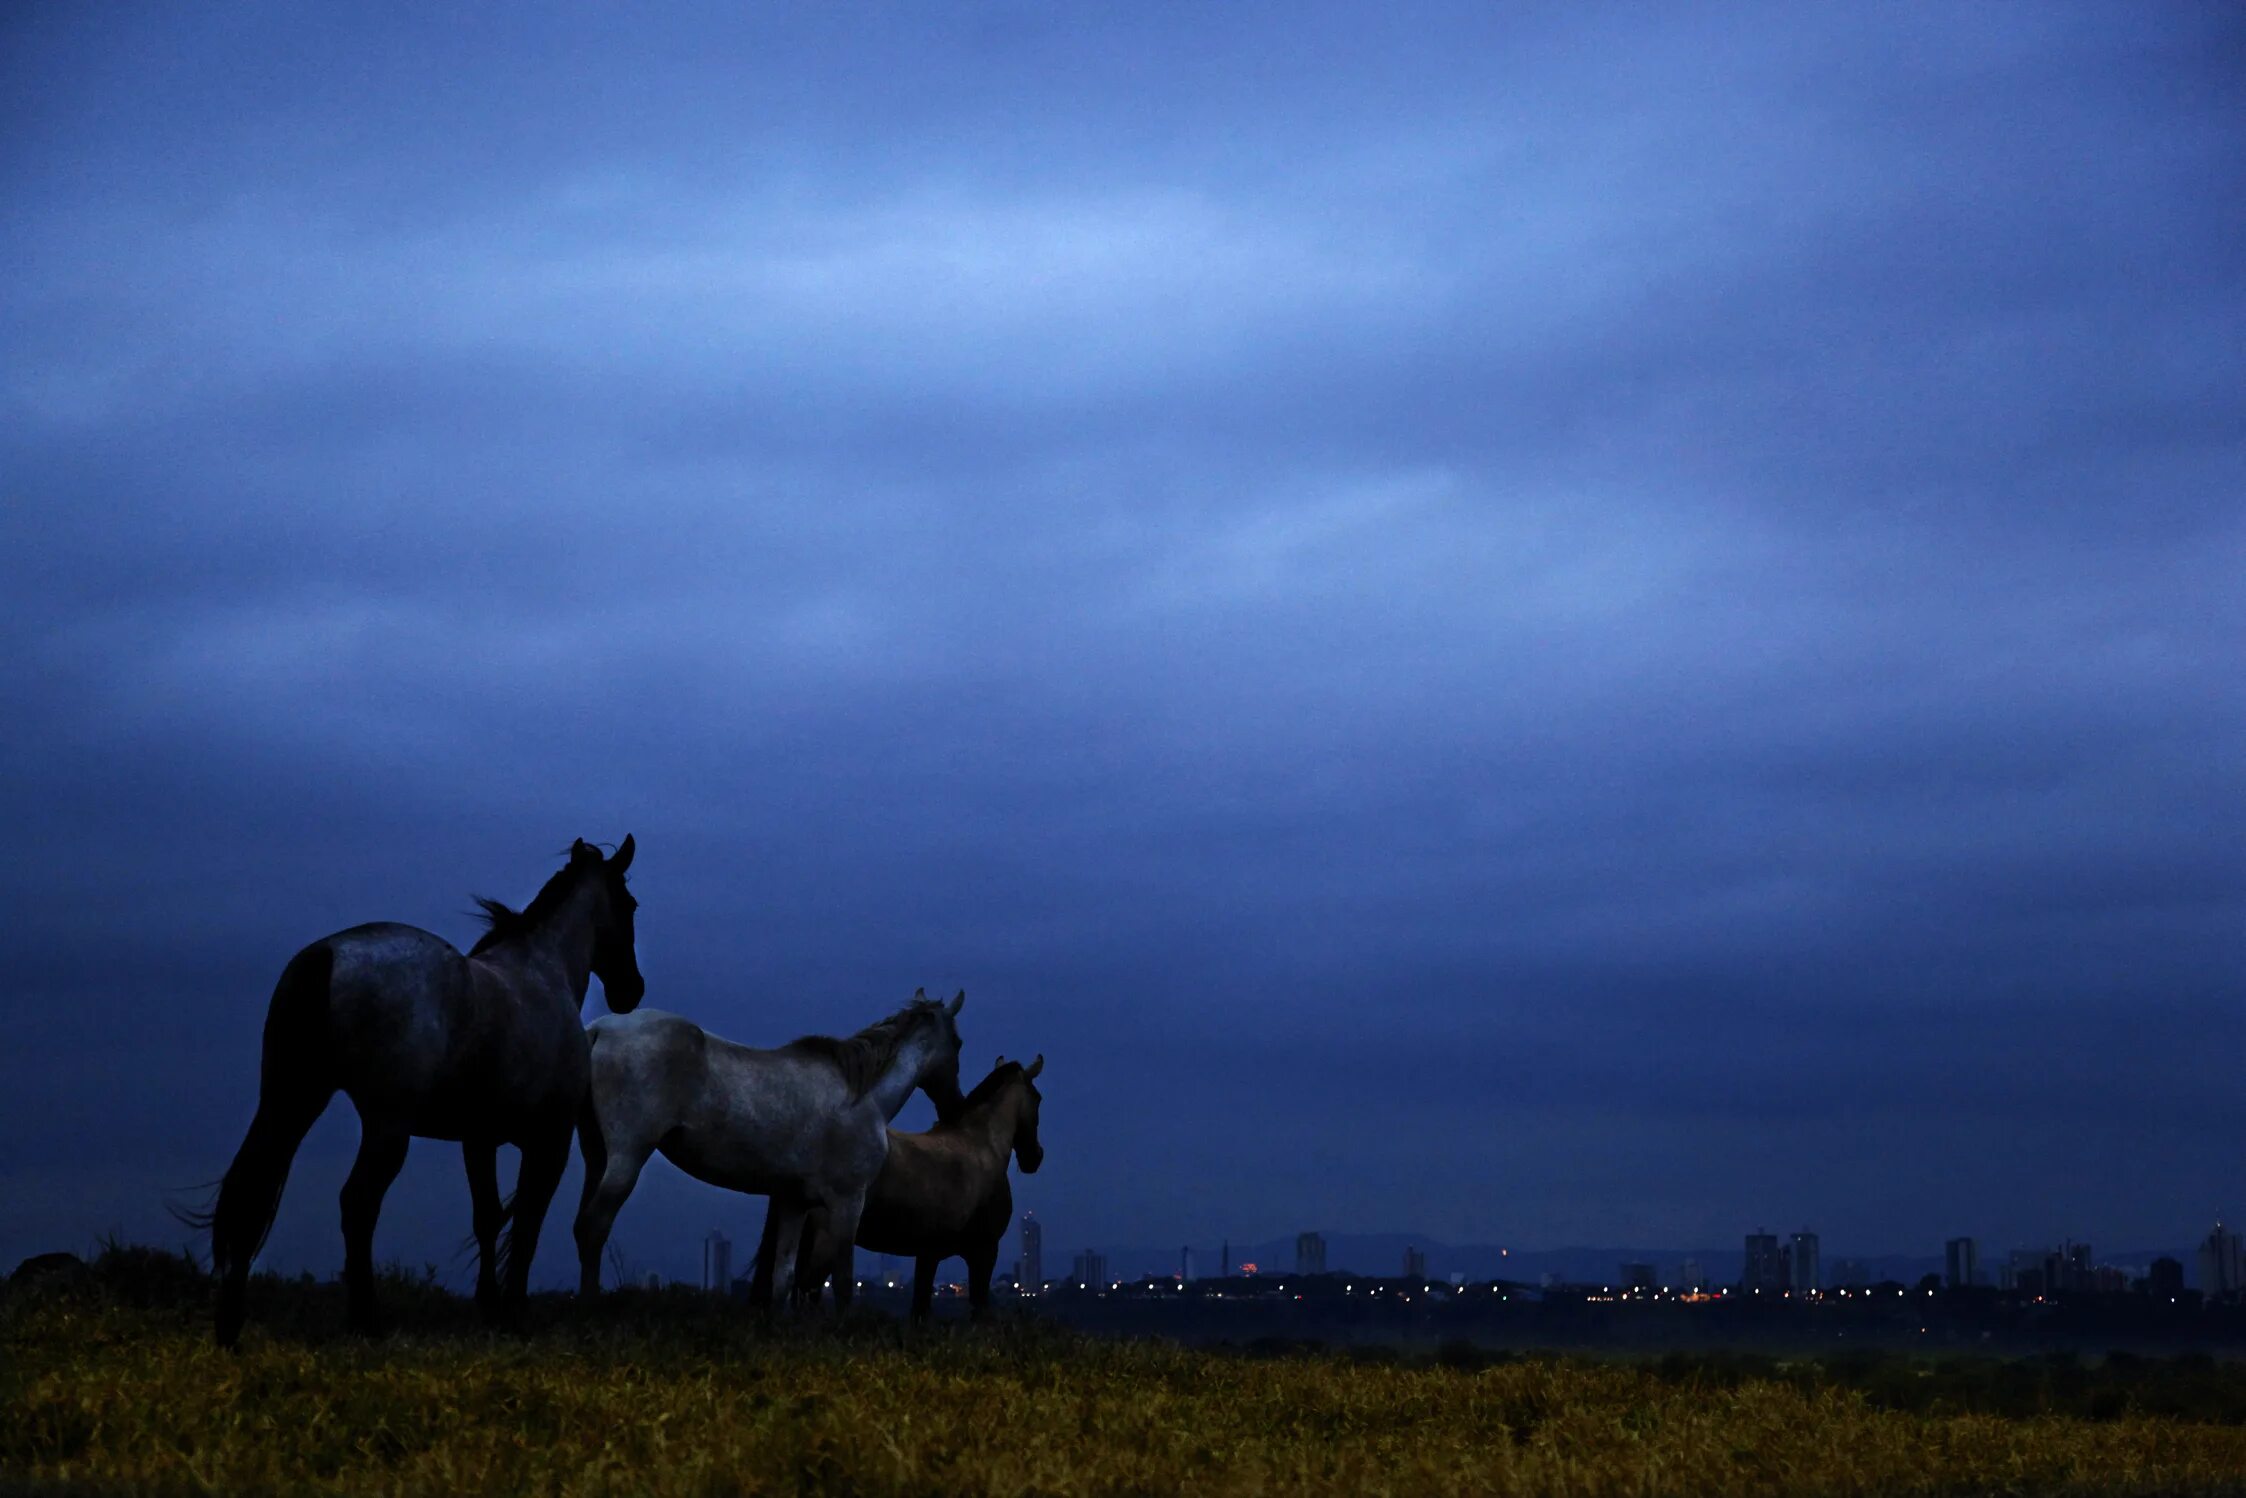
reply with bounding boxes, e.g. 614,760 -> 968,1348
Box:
958,1061 -> 1024,1113
786,995 -> 948,1100
467,861 -> 587,956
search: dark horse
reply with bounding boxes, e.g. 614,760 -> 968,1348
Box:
200,836 -> 643,1345
753,1054 -> 1042,1317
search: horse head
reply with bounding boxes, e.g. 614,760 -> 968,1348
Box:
576,835 -> 644,1012
914,988 -> 967,1121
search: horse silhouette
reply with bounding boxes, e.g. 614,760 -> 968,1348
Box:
197,837 -> 642,1345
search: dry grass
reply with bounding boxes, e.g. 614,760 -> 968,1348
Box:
7,1270 -> 2246,1496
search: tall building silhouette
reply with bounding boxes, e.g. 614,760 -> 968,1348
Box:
1402,1245 -> 1427,1281
1945,1237 -> 1979,1289
1743,1230 -> 1784,1292
1015,1210 -> 1042,1290
2200,1221 -> 2242,1299
1295,1232 -> 1327,1275
1070,1249 -> 1108,1287
701,1229 -> 731,1293
1789,1230 -> 1820,1294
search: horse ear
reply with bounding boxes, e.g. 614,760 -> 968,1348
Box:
1025,1054 -> 1043,1079
571,838 -> 597,863
946,990 -> 965,1016
612,834 -> 635,874
913,987 -> 928,1001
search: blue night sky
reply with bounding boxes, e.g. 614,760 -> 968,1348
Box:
3,4 -> 2241,1285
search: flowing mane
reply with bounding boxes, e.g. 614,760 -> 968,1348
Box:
468,862 -> 587,955
786,996 -> 947,1100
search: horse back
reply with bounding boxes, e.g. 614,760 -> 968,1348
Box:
315,923 -> 476,1105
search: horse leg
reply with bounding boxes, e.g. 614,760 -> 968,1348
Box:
571,1129 -> 649,1298
499,1127 -> 570,1318
463,1139 -> 504,1318
967,1243 -> 997,1320
812,1197 -> 863,1314
794,1208 -> 827,1310
210,1075 -> 333,1348
912,1256 -> 938,1321
339,1118 -> 410,1334
748,1198 -> 783,1308
765,1202 -> 808,1309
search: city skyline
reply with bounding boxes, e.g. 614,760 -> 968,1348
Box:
608,1208 -> 2246,1298
905,1212 -> 2246,1294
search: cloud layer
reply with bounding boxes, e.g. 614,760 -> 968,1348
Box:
3,4 -> 2241,1281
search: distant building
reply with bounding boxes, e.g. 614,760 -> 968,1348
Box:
1070,1250 -> 1108,1287
1179,1246 -> 1196,1283
1620,1262 -> 1655,1292
1945,1237 -> 1979,1290
2200,1222 -> 2242,1300
2147,1256 -> 2186,1298
1743,1231 -> 1784,1293
1016,1211 -> 1042,1291
1402,1245 -> 1427,1281
1296,1232 -> 1327,1276
702,1230 -> 732,1294
1677,1259 -> 1706,1292
2003,1245 -> 2095,1296
1221,1239 -> 1230,1277
1789,1231 -> 1820,1294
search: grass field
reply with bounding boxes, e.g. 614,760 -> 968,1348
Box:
7,1250 -> 2246,1496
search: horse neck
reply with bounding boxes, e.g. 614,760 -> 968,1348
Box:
963,1085 -> 1022,1163
481,878 -> 597,1005
864,1023 -> 944,1122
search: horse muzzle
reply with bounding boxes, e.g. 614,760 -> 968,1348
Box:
603,970 -> 647,1012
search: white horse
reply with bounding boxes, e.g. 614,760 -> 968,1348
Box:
572,989 -> 966,1307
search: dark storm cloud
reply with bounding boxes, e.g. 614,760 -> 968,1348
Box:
3,3 -> 2240,1280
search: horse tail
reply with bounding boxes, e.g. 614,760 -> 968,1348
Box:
489,1186 -> 524,1289
455,1189 -> 517,1264
209,943 -> 337,1346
